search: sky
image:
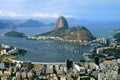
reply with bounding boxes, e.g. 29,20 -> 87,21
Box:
0,0 -> 120,20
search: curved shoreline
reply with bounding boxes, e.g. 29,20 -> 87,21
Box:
0,36 -> 93,62
11,59 -> 66,64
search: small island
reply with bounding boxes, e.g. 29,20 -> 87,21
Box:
4,31 -> 26,38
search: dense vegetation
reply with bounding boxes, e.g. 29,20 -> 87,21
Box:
5,31 -> 26,38
38,27 -> 67,37
104,48 -> 120,58
113,32 -> 120,42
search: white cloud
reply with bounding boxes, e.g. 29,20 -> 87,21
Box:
0,11 -> 75,18
63,15 -> 76,18
6,12 -> 17,17
33,13 -> 60,18
0,11 -> 23,17
0,10 -> 2,14
33,12 -> 75,18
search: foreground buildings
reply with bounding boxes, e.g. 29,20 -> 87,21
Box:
0,57 -> 120,80
0,37 -> 120,80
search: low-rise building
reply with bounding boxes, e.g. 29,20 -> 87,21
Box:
0,63 -> 5,69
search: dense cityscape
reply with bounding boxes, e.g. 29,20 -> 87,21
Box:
0,0 -> 120,80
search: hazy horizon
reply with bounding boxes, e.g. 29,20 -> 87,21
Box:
0,0 -> 120,21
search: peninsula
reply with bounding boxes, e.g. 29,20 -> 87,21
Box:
38,16 -> 95,41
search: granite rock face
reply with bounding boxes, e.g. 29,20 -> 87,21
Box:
63,26 -> 95,41
54,16 -> 69,29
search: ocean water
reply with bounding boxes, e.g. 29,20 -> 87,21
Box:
0,22 -> 119,62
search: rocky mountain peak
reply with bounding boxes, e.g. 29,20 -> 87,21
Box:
54,16 -> 69,29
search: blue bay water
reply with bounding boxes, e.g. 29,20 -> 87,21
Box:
0,23 -> 119,62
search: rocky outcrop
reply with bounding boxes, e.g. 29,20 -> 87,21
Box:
54,16 -> 69,29
63,26 -> 95,41
39,16 -> 95,41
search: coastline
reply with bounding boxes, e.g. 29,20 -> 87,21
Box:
0,44 -> 28,62
112,29 -> 120,33
11,59 -> 66,64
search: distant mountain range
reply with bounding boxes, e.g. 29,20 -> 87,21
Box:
1,18 -> 120,30
0,19 -> 54,29
17,19 -> 45,27
0,21 -> 16,29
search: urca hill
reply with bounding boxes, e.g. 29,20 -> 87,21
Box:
38,16 -> 95,41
